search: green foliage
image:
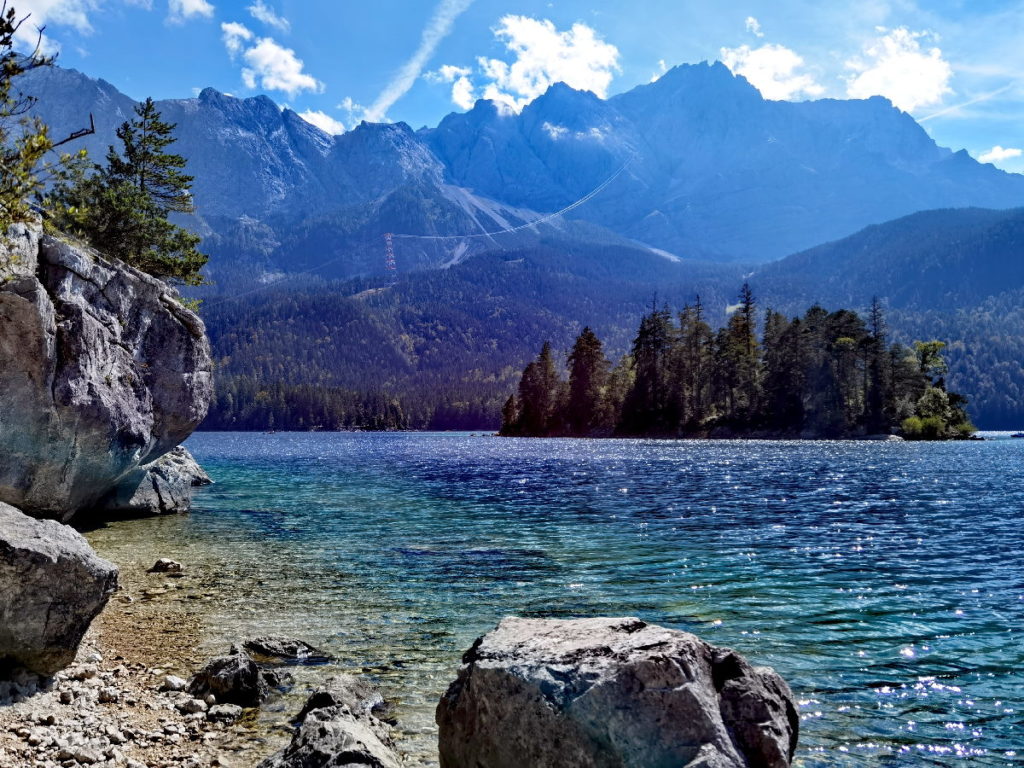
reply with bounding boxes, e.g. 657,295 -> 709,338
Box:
502,289 -> 975,440
50,97 -> 207,285
0,3 -> 87,235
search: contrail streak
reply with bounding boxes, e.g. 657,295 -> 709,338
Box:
364,0 -> 474,122
918,83 -> 1015,122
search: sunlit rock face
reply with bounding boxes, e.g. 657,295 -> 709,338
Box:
0,226 -> 212,522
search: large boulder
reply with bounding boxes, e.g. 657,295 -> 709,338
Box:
0,502 -> 118,676
0,228 -> 213,522
259,676 -> 400,768
436,616 -> 799,768
99,445 -> 211,516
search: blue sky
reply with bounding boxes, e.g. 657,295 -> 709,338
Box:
15,0 -> 1024,172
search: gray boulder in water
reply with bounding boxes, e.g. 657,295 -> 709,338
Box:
0,226 -> 213,522
188,651 -> 272,707
0,502 -> 118,675
436,616 -> 799,768
259,675 -> 400,768
100,445 -> 212,516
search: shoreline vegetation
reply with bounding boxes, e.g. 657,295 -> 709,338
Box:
501,287 -> 975,441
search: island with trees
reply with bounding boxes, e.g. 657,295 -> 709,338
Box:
501,287 -> 975,440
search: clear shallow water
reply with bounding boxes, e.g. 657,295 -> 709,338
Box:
101,433 -> 1024,765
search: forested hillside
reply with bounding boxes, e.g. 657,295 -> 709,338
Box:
201,211 -> 1024,431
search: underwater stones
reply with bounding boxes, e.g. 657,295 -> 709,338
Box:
234,636 -> 332,665
436,616 -> 799,768
149,558 -> 184,574
258,676 -> 400,768
0,502 -> 118,676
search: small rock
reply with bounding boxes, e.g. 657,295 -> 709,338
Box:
160,675 -> 187,692
207,704 -> 243,722
98,686 -> 120,703
59,689 -> 74,704
147,558 -> 182,574
188,652 -> 269,707
178,699 -> 207,714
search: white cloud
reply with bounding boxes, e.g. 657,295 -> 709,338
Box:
720,43 -> 824,100
844,27 -> 953,112
221,21 -> 322,96
450,75 -> 475,109
364,0 -> 475,122
978,145 -> 1022,164
247,0 -> 289,32
476,15 -> 620,113
337,96 -> 365,115
745,16 -> 764,37
221,21 -> 253,57
425,64 -> 476,109
9,0 -> 107,54
650,58 -> 668,83
299,109 -> 345,135
424,64 -> 472,83
168,0 -> 214,24
241,37 -> 322,95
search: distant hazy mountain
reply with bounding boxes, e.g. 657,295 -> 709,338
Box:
18,62 -> 1024,283
752,207 -> 1024,310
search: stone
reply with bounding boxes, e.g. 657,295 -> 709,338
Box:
161,675 -> 188,692
234,637 -> 332,665
0,229 -> 213,522
296,675 -> 390,722
101,446 -> 212,517
257,678 -> 399,768
148,559 -> 183,574
207,704 -> 243,722
0,503 -> 118,676
187,652 -> 269,707
436,616 -> 799,768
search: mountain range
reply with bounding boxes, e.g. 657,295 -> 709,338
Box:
20,62 -> 1024,283
18,63 -> 1024,429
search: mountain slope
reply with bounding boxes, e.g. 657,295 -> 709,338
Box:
18,62 -> 1024,280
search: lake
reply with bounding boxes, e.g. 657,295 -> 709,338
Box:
87,432 -> 1024,766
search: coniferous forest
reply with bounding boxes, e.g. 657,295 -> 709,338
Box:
501,287 -> 975,440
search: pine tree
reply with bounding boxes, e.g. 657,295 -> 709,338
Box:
52,97 -> 207,285
515,342 -> 563,436
566,327 -> 610,435
622,305 -> 675,434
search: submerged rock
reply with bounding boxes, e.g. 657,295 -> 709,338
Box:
436,616 -> 799,768
259,676 -> 400,768
100,446 -> 212,516
0,502 -> 118,676
0,228 -> 212,522
234,636 -> 333,665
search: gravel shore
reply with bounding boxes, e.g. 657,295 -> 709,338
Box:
0,553 -> 285,768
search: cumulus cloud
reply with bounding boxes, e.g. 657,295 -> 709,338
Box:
299,109 -> 345,135
475,15 -> 620,112
364,0 -> 475,122
978,145 -> 1022,164
844,27 -> 953,112
425,64 -> 475,109
221,21 -> 322,96
720,42 -> 824,100
745,16 -> 764,37
9,0 -> 106,54
247,0 -> 289,32
241,37 -> 322,95
168,0 -> 214,24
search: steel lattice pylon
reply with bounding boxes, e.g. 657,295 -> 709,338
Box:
383,232 -> 397,279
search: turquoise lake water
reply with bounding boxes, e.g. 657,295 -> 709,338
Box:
125,433 -> 1024,765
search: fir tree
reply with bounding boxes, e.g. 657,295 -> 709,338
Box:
566,327 -> 611,435
52,97 -> 207,285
